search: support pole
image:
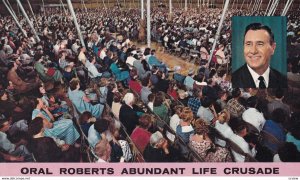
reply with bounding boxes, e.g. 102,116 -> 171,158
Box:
252,0 -> 258,13
185,0 -> 188,11
141,0 -> 144,19
15,0 -> 40,42
269,0 -> 280,16
66,0 -> 85,48
265,0 -> 272,15
257,0 -> 263,11
169,0 -> 172,15
282,0 -> 293,16
41,0 -> 45,15
147,0 -> 151,48
26,0 -> 38,27
232,0 -> 236,9
2,0 -> 27,37
208,0 -> 230,64
6,0 -> 17,18
102,0 -> 107,9
240,0 -> 245,10
60,0 -> 68,16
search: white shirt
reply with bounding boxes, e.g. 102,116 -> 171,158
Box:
166,114 -> 181,142
229,134 -> 256,162
214,121 -> 235,147
247,65 -> 270,88
242,108 -> 266,132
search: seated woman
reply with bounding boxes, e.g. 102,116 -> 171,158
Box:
109,120 -> 132,162
0,90 -> 30,123
34,56 -> 63,83
130,114 -> 153,153
176,107 -> 194,143
6,62 -> 38,94
79,111 -> 96,137
31,96 -> 80,145
68,78 -> 104,118
153,92 -> 170,127
262,108 -> 287,154
189,119 -> 232,162
88,118 -> 110,148
143,131 -> 175,162
109,56 -> 130,84
119,93 -> 140,135
28,117 -> 80,162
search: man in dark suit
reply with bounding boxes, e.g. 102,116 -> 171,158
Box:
232,23 -> 287,88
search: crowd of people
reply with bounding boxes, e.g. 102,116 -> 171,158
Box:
0,4 -> 299,163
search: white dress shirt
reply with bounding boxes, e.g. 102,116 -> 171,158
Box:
247,65 -> 270,88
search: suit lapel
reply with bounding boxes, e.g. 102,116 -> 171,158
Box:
241,64 -> 256,88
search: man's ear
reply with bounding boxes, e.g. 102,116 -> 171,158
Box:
271,42 -> 276,55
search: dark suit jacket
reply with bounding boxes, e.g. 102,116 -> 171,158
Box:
232,64 -> 287,88
119,103 -> 139,135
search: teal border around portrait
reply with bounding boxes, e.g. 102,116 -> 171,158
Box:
231,16 -> 287,75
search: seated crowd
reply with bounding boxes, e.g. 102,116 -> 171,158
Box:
0,6 -> 299,163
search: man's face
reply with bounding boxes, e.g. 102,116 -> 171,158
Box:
244,29 -> 276,75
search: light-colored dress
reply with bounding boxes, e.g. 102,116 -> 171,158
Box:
32,109 -> 79,145
68,88 -> 104,118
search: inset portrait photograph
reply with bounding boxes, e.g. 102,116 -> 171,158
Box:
231,16 -> 287,89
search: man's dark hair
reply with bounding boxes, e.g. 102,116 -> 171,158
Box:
244,23 -> 275,44
232,88 -> 241,98
275,88 -> 284,99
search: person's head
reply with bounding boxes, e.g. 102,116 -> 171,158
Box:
69,78 -> 80,91
277,142 -> 300,162
123,93 -> 135,106
33,96 -> 44,109
217,109 -> 230,124
38,84 -> 46,94
201,96 -> 213,108
275,88 -> 284,99
141,76 -> 150,87
194,119 -> 210,136
193,88 -> 202,99
94,118 -> 110,134
28,117 -> 44,136
79,111 -> 93,124
0,90 -> 8,101
94,138 -> 111,162
246,96 -> 258,108
179,107 -> 194,122
218,90 -> 228,101
153,93 -> 164,107
232,88 -> 241,98
0,115 -> 10,132
149,131 -> 165,148
7,61 -> 17,71
234,122 -> 248,137
148,93 -> 155,103
243,23 -> 276,75
271,108 -> 287,124
138,114 -> 153,129
174,105 -> 184,115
